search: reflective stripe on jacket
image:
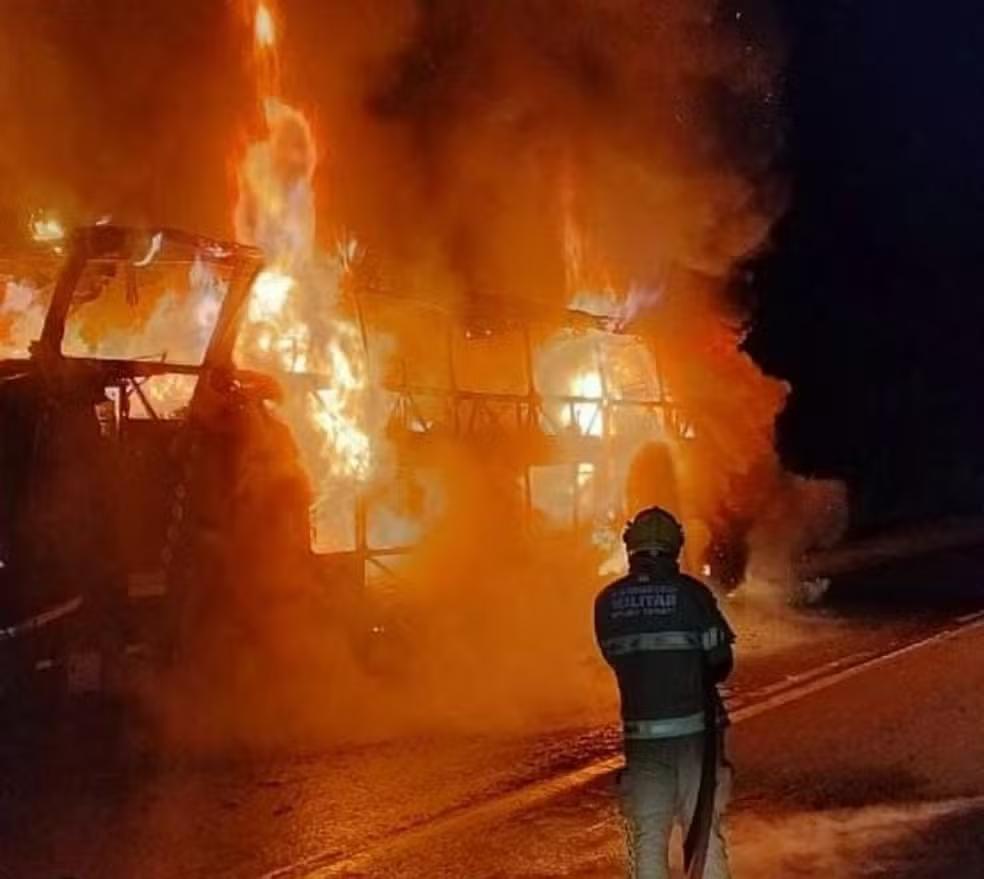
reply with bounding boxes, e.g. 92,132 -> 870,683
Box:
594,555 -> 735,740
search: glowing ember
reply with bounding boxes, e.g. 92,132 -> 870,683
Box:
133,231 -> 163,267
254,3 -> 276,49
30,214 -> 64,243
569,370 -> 604,437
248,268 -> 294,322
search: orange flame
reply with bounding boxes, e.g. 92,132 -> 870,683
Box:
254,3 -> 276,50
30,213 -> 64,243
235,1 -> 372,547
248,1 -> 280,98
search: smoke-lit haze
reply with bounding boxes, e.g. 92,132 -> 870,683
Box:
0,1 -> 848,746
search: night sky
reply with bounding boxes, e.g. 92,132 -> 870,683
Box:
748,0 -> 984,530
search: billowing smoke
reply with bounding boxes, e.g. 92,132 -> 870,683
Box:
294,1 -> 781,303
279,0 -> 838,593
0,1 -> 848,746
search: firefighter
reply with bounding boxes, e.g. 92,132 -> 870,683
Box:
595,506 -> 735,879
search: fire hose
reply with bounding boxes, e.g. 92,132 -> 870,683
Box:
683,655 -> 718,879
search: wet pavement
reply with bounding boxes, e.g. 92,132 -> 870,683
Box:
302,612 -> 984,878
3,563 -> 984,879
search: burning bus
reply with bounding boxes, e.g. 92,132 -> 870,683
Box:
0,220 -> 713,707
0,1 -> 810,713
0,226 -> 273,702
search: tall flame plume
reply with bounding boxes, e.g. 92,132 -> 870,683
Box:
235,1 -> 372,548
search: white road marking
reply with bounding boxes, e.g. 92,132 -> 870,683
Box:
267,611 -> 984,879
733,614 -> 984,723
732,650 -> 878,705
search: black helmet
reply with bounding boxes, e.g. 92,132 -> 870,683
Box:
623,506 -> 684,557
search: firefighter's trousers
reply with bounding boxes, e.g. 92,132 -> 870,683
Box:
617,732 -> 732,879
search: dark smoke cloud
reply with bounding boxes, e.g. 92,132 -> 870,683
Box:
289,0 -> 783,306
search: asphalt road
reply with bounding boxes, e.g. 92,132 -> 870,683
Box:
295,611 -> 984,878
2,557 -> 984,879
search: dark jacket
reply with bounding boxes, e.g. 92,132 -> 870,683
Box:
594,554 -> 735,739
